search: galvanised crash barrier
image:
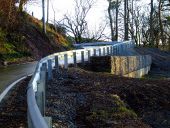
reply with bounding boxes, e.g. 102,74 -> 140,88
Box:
27,41 -> 135,128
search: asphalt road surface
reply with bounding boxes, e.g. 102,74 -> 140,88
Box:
0,62 -> 37,94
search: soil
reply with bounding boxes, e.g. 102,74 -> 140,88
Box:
46,68 -> 170,128
0,77 -> 30,128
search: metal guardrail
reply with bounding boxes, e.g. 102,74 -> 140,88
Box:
73,41 -> 119,47
27,41 -> 135,128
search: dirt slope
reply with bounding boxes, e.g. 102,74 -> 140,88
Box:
46,68 -> 170,128
0,77 -> 30,128
0,14 -> 71,65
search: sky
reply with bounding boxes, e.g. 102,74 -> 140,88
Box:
25,0 -> 150,40
26,0 -> 108,27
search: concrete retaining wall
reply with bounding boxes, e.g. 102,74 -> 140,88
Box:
90,55 -> 152,78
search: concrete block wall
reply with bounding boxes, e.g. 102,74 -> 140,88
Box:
111,55 -> 152,76
90,55 -> 152,78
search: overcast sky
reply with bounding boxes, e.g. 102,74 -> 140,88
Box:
26,0 -> 150,40
26,0 -> 150,21
26,0 -> 109,26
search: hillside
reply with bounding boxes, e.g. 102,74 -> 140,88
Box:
0,13 -> 71,66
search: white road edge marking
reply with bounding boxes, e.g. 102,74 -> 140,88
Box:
0,73 -> 33,103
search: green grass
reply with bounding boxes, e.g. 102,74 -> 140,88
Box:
86,94 -> 137,125
0,27 -> 31,63
0,13 -> 73,63
27,16 -> 73,49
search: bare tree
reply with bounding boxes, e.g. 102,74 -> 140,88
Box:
84,22 -> 107,42
50,0 -> 56,26
18,0 -> 37,12
115,0 -> 119,41
149,0 -> 154,46
124,0 -> 129,40
108,0 -> 115,41
46,0 -> 49,24
62,0 -> 97,43
158,0 -> 165,47
107,0 -> 121,41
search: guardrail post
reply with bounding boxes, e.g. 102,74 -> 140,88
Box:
118,46 -> 120,54
113,46 -> 115,55
36,63 -> 47,116
55,56 -> 59,73
110,46 -> 113,55
103,47 -> 105,56
93,49 -> 96,56
116,46 -> 118,55
119,45 -> 121,53
107,47 -> 109,55
123,45 -> 125,51
125,44 -> 127,50
112,46 -> 116,55
99,48 -> 101,56
121,45 -> 123,52
81,51 -> 85,64
64,54 -> 68,69
47,59 -> 53,81
88,50 -> 91,63
41,62 -> 47,71
73,52 -> 77,67
36,92 -> 45,116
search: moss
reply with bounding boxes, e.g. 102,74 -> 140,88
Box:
1,52 -> 31,61
116,106 -> 137,119
3,43 -> 16,53
0,26 -> 31,62
86,94 -> 137,126
0,13 -> 72,63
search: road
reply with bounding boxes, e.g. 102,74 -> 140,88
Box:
0,62 -> 37,94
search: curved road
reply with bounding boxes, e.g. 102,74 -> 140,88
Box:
0,62 -> 37,94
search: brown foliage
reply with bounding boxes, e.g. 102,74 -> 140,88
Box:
0,0 -> 19,30
0,0 -> 33,30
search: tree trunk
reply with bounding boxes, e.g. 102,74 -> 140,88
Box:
124,0 -> 129,40
131,0 -> 134,40
19,0 -> 25,12
108,0 -> 115,41
47,0 -> 49,24
115,0 -> 119,41
158,0 -> 164,47
149,0 -> 154,46
18,0 -> 27,12
42,0 -> 46,33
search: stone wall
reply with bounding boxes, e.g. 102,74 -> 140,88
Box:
90,55 -> 152,78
